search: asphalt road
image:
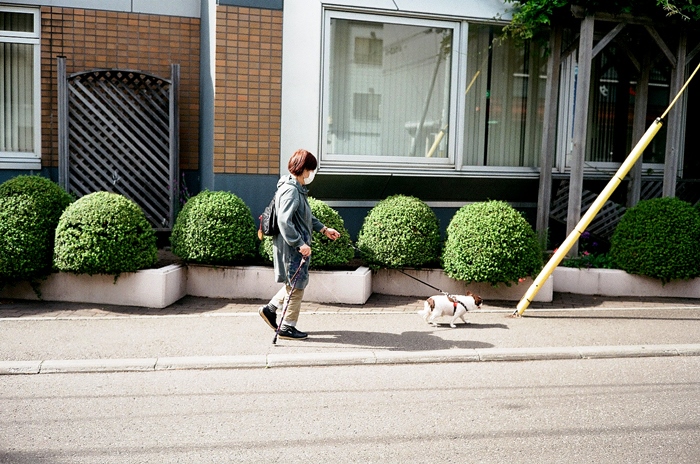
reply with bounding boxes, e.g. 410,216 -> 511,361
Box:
2,357 -> 699,463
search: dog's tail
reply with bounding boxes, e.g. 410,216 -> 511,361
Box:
418,298 -> 434,318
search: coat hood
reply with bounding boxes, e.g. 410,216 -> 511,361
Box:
277,174 -> 308,196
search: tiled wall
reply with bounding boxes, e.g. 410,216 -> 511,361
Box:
214,6 -> 283,175
40,7 -> 201,170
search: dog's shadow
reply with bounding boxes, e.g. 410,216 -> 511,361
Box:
305,323 -> 507,352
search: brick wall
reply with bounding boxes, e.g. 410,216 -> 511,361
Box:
214,6 -> 282,175
40,7 -> 201,170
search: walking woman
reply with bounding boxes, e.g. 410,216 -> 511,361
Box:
259,149 -> 340,339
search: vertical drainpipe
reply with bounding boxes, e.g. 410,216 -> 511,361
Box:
199,0 -> 216,191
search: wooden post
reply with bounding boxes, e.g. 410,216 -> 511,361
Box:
628,53 -> 651,207
566,15 -> 594,256
57,56 -> 69,191
663,31 -> 687,197
169,63 -> 180,230
536,26 -> 563,247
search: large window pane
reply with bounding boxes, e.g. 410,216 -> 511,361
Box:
463,24 -> 546,167
0,42 -> 34,152
326,18 -> 453,158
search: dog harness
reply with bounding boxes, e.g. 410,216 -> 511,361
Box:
447,295 -> 469,315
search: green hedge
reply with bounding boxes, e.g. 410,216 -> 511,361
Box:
0,175 -> 73,281
356,195 -> 441,269
0,195 -> 48,282
54,192 -> 157,275
260,197 -> 355,268
610,197 -> 700,283
170,190 -> 257,264
442,200 -> 542,285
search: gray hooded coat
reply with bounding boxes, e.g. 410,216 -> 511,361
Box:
273,174 -> 324,289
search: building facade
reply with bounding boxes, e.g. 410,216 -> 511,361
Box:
1,0 -> 696,241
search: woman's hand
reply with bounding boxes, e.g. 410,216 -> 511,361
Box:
322,227 -> 341,240
298,244 -> 312,257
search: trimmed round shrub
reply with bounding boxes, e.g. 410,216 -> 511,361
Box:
442,200 -> 543,285
0,195 -> 48,282
0,175 -> 73,281
0,175 -> 73,222
610,197 -> 700,283
356,195 -> 441,269
260,197 -> 355,268
170,190 -> 257,264
54,192 -> 157,275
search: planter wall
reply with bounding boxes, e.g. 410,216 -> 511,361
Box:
7,264 -> 698,310
553,267 -> 700,298
186,265 -> 372,305
372,268 -> 553,302
0,264 -> 187,309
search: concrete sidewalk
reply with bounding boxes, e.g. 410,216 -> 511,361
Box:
1,293 -> 699,374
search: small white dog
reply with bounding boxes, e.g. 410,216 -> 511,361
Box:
417,292 -> 483,327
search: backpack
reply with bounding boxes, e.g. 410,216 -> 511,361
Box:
258,195 -> 279,240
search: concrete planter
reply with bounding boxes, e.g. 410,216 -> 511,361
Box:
553,267 -> 700,298
0,264 -> 187,309
12,263 -> 698,309
372,268 -> 553,302
186,265 -> 373,305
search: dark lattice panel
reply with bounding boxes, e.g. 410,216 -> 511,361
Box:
58,62 -> 179,230
550,179 -> 698,238
550,180 -> 626,239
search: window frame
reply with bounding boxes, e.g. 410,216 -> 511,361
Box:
320,10 -> 464,172
0,6 -> 41,170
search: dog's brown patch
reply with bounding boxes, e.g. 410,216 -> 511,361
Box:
426,297 -> 435,310
466,291 -> 483,307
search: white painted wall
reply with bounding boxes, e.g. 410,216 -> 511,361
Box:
280,0 -> 512,172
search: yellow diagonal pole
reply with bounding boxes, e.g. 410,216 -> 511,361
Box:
514,60 -> 700,317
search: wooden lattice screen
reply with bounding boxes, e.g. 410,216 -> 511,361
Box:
57,57 -> 179,230
550,179 -> 699,238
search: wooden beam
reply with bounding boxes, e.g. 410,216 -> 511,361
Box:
592,22 -> 626,59
536,26 -> 563,245
644,25 -> 677,67
663,31 -> 687,197
561,34 -> 580,61
686,40 -> 700,65
628,53 -> 651,207
615,39 -> 641,72
571,5 -> 654,25
567,15 -> 595,257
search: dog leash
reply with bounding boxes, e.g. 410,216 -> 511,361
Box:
396,269 -> 470,314
349,241 -> 469,313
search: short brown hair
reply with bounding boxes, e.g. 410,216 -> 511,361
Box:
287,149 -> 318,176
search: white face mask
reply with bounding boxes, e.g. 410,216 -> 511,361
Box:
304,170 -> 316,185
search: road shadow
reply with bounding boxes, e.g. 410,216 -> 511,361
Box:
303,326 -> 502,351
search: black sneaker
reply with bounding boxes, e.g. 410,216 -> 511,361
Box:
258,305 -> 278,330
277,325 -> 308,340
